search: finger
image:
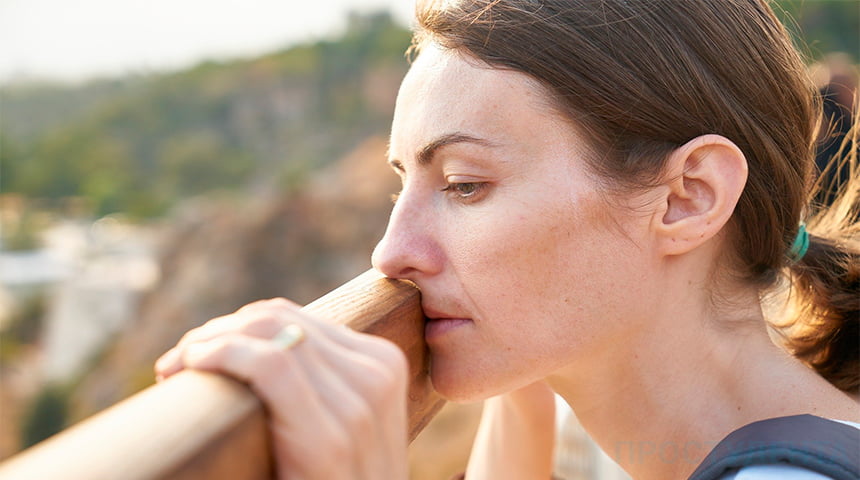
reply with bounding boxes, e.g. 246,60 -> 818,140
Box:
305,335 -> 408,476
267,304 -> 399,355
175,312 -> 277,349
289,330 -> 408,478
154,314 -> 275,379
277,345 -> 371,475
152,318 -> 246,380
154,347 -> 182,380
184,300 -> 343,348
156,301 -> 309,378
179,333 -> 329,434
236,297 -> 302,314
203,299 -> 382,354
179,333 -> 357,478
155,298 -> 400,381
174,297 -> 303,352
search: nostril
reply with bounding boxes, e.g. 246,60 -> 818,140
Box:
371,236 -> 423,280
370,240 -> 386,269
371,201 -> 441,279
371,239 -> 399,277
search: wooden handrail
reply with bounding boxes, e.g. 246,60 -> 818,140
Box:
0,269 -> 446,480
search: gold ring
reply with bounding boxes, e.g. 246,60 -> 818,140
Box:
270,324 -> 306,351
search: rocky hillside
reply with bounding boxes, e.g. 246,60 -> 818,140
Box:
68,136 -> 398,415
2,12 -> 411,219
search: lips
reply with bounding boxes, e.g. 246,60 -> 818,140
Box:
421,305 -> 467,321
422,304 -> 473,342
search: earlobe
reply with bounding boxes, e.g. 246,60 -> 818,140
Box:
653,135 -> 748,256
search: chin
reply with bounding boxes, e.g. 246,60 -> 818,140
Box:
429,360 -> 504,403
430,378 -> 487,403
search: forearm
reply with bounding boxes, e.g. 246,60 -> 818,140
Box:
464,382 -> 557,480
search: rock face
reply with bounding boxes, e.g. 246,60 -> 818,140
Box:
68,136 -> 399,416
39,218 -> 160,383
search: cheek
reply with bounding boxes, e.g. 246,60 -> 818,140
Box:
449,190 -> 609,321
449,186 -> 651,351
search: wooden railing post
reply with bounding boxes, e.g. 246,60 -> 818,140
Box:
0,269 -> 446,480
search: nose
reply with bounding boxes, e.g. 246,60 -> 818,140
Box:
371,192 -> 442,280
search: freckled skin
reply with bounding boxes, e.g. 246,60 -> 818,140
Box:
372,46 -> 661,402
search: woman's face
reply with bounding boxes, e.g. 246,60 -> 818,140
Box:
372,45 -> 655,401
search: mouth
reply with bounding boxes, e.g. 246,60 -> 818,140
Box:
422,304 -> 469,321
422,305 -> 473,341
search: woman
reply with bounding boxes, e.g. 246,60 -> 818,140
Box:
155,1 -> 859,478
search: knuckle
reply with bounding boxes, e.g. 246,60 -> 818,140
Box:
360,363 -> 405,405
247,346 -> 289,383
260,297 -> 294,309
209,336 -> 237,354
374,339 -> 409,378
235,303 -> 260,315
178,325 -> 206,345
342,396 -> 374,432
239,297 -> 296,313
234,309 -> 295,338
324,425 -> 352,461
183,338 -> 226,366
237,313 -> 281,334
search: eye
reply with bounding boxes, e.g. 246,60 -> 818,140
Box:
389,159 -> 405,174
441,182 -> 487,201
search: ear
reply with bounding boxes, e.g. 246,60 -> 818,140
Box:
651,134 -> 748,256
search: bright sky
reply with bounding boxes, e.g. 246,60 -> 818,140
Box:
0,0 -> 415,85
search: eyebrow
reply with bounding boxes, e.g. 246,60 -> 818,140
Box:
416,132 -> 497,166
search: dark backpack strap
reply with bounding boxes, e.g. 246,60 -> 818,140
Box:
688,415 -> 860,480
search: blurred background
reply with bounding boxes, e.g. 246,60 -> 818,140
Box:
0,1 -> 856,478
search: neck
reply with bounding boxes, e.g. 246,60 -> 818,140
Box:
546,269 -> 858,480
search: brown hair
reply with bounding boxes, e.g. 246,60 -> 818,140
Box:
412,0 -> 859,391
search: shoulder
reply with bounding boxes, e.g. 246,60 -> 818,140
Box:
830,419 -> 860,430
692,416 -> 860,480
718,464 -> 840,480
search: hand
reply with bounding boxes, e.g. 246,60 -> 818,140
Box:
154,298 -> 410,480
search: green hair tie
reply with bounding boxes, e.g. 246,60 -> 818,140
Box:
788,223 -> 809,263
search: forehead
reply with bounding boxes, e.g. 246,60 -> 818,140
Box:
388,44 -> 564,159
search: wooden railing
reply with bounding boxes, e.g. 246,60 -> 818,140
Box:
0,269 -> 446,479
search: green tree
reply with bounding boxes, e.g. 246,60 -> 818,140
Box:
2,11 -> 413,218
20,385 -> 69,449
773,0 -> 860,60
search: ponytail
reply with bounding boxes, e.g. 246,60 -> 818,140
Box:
774,119 -> 859,393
